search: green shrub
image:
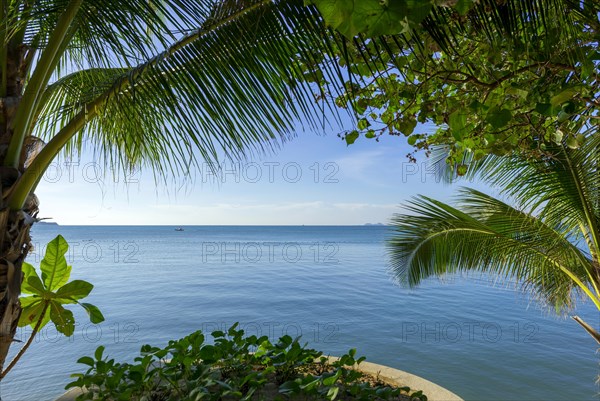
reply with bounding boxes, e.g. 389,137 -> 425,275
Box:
67,323 -> 427,401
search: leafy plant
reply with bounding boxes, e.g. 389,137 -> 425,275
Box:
68,323 -> 427,401
307,0 -> 599,168
0,235 -> 103,379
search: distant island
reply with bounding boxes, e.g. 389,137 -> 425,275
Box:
37,221 -> 59,226
364,223 -> 387,226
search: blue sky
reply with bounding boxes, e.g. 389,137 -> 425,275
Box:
35,122 -> 491,225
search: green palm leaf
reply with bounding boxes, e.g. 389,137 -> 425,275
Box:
32,1 -> 341,175
388,187 -> 599,313
8,0 -> 352,208
464,136 -> 600,259
389,137 -> 600,342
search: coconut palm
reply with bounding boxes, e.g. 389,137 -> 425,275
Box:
387,135 -> 600,343
0,0 -> 348,374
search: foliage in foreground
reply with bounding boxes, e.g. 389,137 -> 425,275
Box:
0,235 -> 103,379
387,136 -> 600,342
67,323 -> 426,401
0,0 -> 355,371
308,0 -> 599,168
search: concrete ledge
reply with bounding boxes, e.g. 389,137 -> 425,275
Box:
341,359 -> 463,401
54,388 -> 84,401
55,358 -> 464,401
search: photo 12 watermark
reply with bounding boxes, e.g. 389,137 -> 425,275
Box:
399,321 -> 539,344
15,321 -> 141,345
199,241 -> 339,264
37,161 -> 341,185
41,161 -> 141,185
400,162 -> 477,184
14,321 -> 341,345
28,240 -> 140,264
198,161 -> 340,184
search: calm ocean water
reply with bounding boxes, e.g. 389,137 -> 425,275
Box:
2,225 -> 598,401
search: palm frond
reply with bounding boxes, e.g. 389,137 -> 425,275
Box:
463,136 -> 600,258
423,0 -> 590,60
388,189 -> 596,312
19,0 -> 207,68
31,0 -> 344,178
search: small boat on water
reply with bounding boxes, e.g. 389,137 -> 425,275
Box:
175,227 -> 184,231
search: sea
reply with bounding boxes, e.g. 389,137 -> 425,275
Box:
2,225 -> 598,401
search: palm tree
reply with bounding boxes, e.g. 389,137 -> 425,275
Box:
0,0 -> 347,374
387,135 -> 600,343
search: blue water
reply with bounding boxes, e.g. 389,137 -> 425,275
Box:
2,225 -> 598,401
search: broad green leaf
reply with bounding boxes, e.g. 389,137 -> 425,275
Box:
505,86 -> 529,99
49,301 -> 75,336
41,235 -> 71,291
455,0 -> 476,15
300,378 -> 320,391
55,280 -> 94,302
308,0 -> 433,38
486,107 -> 512,129
550,87 -> 581,106
22,262 -> 39,281
18,300 -> 49,329
345,131 -> 359,145
305,0 -> 355,38
535,103 -> 559,117
19,296 -> 40,308
77,356 -> 95,367
79,302 -> 105,324
24,275 -> 47,296
448,110 -> 468,140
323,369 -> 341,386
397,117 -> 417,135
21,264 -> 44,295
95,345 -> 105,361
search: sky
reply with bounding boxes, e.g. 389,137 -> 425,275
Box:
34,121 -> 493,225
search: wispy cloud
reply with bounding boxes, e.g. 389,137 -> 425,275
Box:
141,201 -> 398,225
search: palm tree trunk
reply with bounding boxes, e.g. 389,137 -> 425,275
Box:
0,200 -> 38,373
0,37 -> 33,373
